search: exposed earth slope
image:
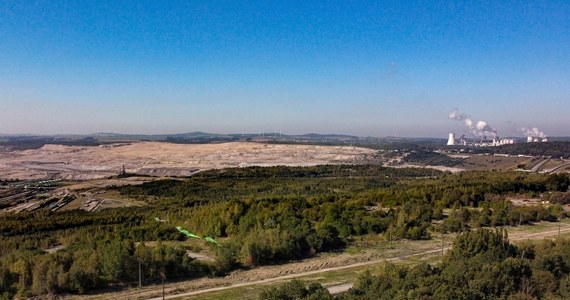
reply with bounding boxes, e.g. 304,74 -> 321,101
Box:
0,142 -> 377,180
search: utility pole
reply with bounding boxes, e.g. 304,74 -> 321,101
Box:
558,212 -> 565,238
441,232 -> 445,258
161,271 -> 165,300
138,258 -> 142,289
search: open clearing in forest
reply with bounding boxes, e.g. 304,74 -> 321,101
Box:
67,220 -> 570,300
460,155 -> 535,171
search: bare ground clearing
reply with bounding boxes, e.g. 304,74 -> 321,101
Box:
0,142 -> 378,180
461,155 -> 534,171
391,163 -> 465,173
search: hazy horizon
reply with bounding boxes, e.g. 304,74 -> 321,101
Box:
1,1 -> 569,138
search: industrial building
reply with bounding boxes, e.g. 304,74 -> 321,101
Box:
446,131 -> 516,147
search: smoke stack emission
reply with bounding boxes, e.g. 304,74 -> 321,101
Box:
522,127 -> 547,139
448,109 -> 496,137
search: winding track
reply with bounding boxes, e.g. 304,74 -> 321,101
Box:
546,161 -> 570,173
529,158 -> 550,173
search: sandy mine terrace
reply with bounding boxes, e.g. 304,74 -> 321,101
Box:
0,142 -> 378,180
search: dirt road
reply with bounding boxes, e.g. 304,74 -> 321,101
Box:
148,248 -> 447,300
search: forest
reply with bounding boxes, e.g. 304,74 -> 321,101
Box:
468,141 -> 570,159
0,165 -> 568,299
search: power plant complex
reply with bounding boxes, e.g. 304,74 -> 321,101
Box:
447,109 -> 548,147
446,131 -> 517,147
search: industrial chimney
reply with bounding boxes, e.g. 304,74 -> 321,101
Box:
460,135 -> 467,145
447,133 -> 456,145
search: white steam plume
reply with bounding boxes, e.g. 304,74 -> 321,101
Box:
448,109 -> 495,137
448,109 -> 467,121
522,127 -> 546,138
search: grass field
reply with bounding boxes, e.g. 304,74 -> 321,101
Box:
461,155 -> 535,171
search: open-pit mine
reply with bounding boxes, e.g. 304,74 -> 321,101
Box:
0,141 -> 378,181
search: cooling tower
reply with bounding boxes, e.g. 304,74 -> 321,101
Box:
447,133 -> 456,145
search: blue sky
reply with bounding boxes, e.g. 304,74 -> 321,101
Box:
1,1 -> 569,137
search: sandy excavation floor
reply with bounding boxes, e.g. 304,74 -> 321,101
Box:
0,142 -> 378,180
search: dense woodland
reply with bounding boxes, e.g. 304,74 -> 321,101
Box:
468,142 -> 570,159
0,165 -> 568,299
261,229 -> 570,300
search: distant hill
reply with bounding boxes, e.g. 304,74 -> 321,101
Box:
1,132 -> 569,153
